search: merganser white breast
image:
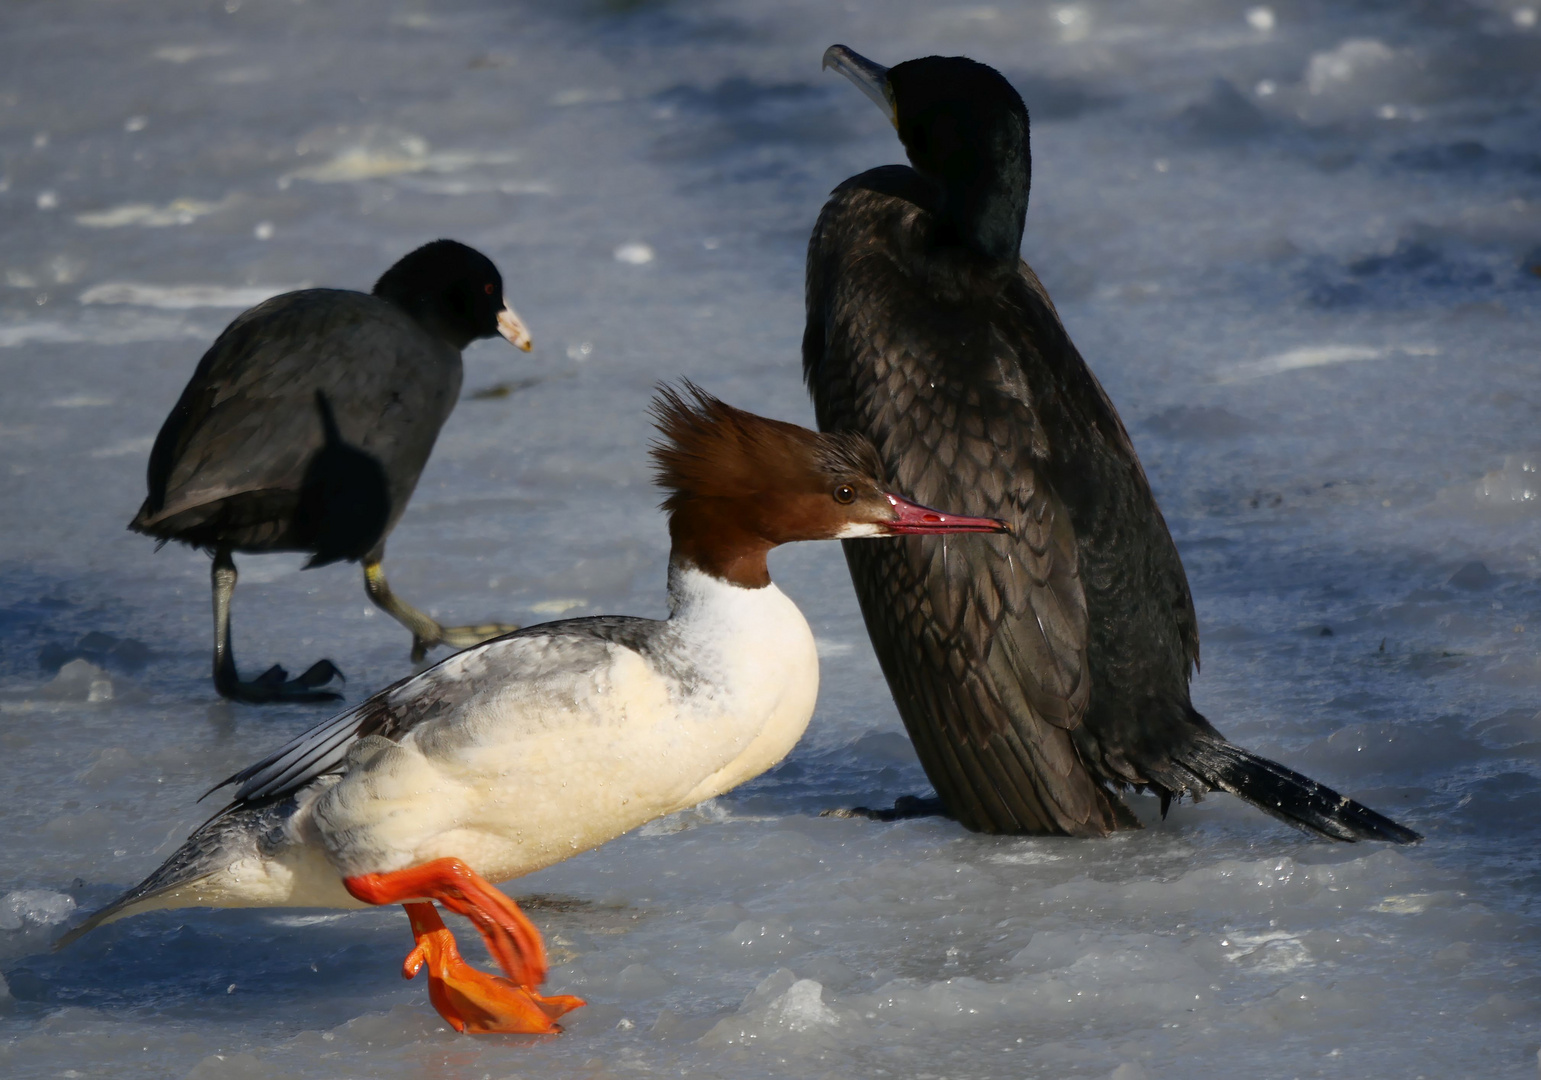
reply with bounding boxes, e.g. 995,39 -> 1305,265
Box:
63,383 -> 1009,1035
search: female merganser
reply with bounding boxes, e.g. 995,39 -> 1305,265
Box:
130,240 -> 531,703
807,46 -> 1420,842
64,384 -> 1010,1034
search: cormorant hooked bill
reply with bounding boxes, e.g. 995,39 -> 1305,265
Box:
131,239 -> 532,703
805,46 -> 1419,842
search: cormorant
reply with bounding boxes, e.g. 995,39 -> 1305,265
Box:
131,239 -> 532,703
805,46 -> 1418,842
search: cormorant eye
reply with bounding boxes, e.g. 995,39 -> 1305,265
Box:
484,282 -> 495,295
834,484 -> 856,505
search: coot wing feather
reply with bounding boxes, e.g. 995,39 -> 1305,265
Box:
140,290 -> 461,528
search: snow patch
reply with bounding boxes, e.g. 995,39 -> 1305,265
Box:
79,283 -> 305,309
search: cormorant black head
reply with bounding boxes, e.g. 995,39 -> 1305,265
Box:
372,239 -> 531,352
824,46 -> 1030,265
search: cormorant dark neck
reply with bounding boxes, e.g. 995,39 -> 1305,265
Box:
909,116 -> 1030,266
933,170 -> 1027,265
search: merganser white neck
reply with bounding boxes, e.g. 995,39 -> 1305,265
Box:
656,559 -> 820,807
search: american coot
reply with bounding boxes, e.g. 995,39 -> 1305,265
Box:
807,47 -> 1419,842
130,239 -> 532,704
64,385 -> 1009,1034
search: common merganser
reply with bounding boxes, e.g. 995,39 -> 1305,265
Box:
129,240 -> 532,703
65,384 -> 1010,1034
806,46 -> 1420,842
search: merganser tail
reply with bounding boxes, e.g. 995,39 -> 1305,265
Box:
1172,731 -> 1421,844
58,799 -> 303,948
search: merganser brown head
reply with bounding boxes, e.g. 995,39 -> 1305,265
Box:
650,383 -> 1010,588
823,45 -> 1030,265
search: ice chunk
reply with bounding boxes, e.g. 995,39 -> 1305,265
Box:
1475,457 -> 1541,509
528,597 -> 587,615
0,889 -> 77,930
280,125 -> 518,186
152,44 -> 232,63
90,436 -> 154,459
74,198 -> 229,228
1221,344 -> 1383,380
610,963 -> 673,998
711,916 -> 807,960
38,659 -> 113,702
700,969 -> 839,1044
614,242 -> 655,265
79,283 -> 306,309
0,315 -> 208,348
1306,38 -> 1397,96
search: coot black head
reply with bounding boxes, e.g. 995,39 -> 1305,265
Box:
824,46 -> 1030,264
373,239 -> 528,351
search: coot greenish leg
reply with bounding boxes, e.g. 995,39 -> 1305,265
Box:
131,239 -> 532,703
807,47 -> 1419,842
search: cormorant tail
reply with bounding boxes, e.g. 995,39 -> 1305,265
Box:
1177,734 -> 1421,844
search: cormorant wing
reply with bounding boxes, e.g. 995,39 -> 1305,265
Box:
804,175 -> 1125,835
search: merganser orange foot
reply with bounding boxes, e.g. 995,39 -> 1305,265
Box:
343,858 -> 549,989
396,902 -> 583,1034
59,383 -> 1009,1034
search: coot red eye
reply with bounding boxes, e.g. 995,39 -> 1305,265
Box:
484,282 -> 495,295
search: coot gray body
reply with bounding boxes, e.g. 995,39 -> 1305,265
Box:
132,239 -> 531,702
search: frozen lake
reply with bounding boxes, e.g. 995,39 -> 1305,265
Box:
1,0 -> 1539,1076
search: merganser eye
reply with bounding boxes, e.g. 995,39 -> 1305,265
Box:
834,484 -> 856,504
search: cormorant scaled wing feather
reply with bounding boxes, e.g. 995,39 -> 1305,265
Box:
805,178 -> 1123,835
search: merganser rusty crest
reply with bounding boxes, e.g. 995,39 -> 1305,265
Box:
807,46 -> 1419,842
63,385 -> 1009,1034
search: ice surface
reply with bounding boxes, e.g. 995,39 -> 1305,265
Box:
0,0 -> 1539,1077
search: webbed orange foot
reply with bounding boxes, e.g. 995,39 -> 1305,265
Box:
343,860 -> 584,1035
345,857 -> 546,986
401,903 -> 585,1035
